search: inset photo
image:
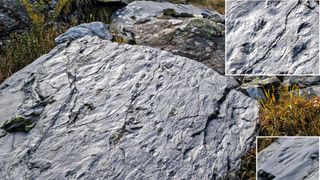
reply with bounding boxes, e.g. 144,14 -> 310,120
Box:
226,0 -> 320,75
257,137 -> 319,179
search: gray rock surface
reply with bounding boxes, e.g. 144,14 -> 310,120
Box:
111,1 -> 225,73
297,85 -> 320,98
282,76 -> 320,87
110,1 -> 223,32
0,0 -> 30,38
258,137 -> 319,180
0,36 -> 259,179
241,76 -> 280,99
226,0 -> 319,75
55,22 -> 113,44
131,18 -> 225,74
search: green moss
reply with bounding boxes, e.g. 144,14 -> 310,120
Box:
163,8 -> 177,17
189,18 -> 217,35
1,116 -> 35,133
111,131 -> 123,144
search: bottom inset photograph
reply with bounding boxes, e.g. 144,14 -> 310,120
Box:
257,137 -> 319,180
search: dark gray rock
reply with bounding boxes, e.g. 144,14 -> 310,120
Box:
282,76 -> 320,87
0,0 -> 30,38
111,1 -> 225,73
55,22 -> 113,44
131,18 -> 225,74
226,0 -> 319,75
297,85 -> 320,98
241,77 -> 280,99
0,36 -> 258,179
258,137 -> 319,180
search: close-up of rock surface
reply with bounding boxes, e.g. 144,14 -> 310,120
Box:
257,137 -> 319,180
226,0 -> 319,75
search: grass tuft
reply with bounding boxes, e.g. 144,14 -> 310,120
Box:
237,148 -> 256,180
257,137 -> 277,152
188,0 -> 225,14
259,85 -> 320,136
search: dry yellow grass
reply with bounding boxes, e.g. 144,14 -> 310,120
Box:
189,0 -> 225,14
257,137 -> 277,152
0,0 -> 64,83
237,148 -> 256,180
259,86 -> 320,136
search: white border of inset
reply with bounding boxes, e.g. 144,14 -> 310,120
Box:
224,0 -> 320,76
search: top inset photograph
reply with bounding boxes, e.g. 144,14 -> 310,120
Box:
226,0 -> 320,75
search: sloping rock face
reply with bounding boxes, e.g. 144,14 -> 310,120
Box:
226,0 -> 319,75
258,138 -> 319,180
111,1 -> 225,73
0,36 -> 258,179
0,0 -> 30,38
55,22 -> 113,44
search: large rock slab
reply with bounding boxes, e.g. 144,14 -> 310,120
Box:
258,137 -> 319,180
226,0 -> 319,75
0,36 -> 258,179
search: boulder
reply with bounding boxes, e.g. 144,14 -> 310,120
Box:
296,85 -> 320,98
55,22 -> 113,44
282,76 -> 320,87
240,77 -> 281,99
258,138 -> 319,179
111,1 -> 225,73
0,36 -> 258,179
110,1 -> 223,32
226,0 -> 319,75
0,0 -> 30,38
132,18 -> 225,74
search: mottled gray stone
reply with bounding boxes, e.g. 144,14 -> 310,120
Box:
282,76 -> 320,87
131,18 -> 225,74
0,36 -> 258,179
226,0 -> 319,75
240,77 -> 280,99
111,1 -> 225,73
110,1 -> 223,32
0,0 -> 30,38
55,22 -> 113,44
297,85 -> 320,98
258,137 -> 319,180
